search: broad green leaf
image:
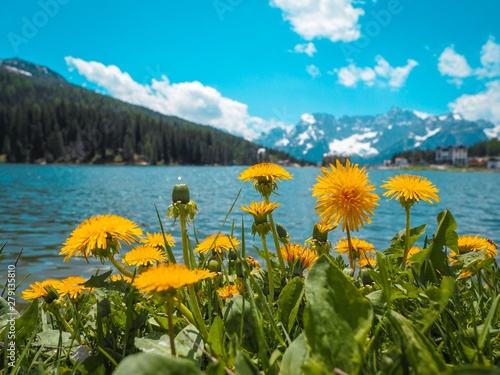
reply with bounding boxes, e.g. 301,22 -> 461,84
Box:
15,299 -> 38,344
83,269 -> 113,288
36,329 -> 72,348
385,224 -> 427,258
304,255 -> 373,374
277,277 -> 304,333
208,316 -> 225,360
412,210 -> 457,276
134,325 -> 204,365
281,333 -> 309,375
375,252 -> 391,307
388,311 -> 448,374
113,352 -> 201,375
0,296 -> 19,330
234,351 -> 260,375
412,276 -> 455,332
206,361 -> 227,375
448,366 -> 500,374
223,295 -> 260,353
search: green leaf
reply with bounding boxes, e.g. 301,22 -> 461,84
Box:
281,333 -> 309,375
304,255 -> 373,374
134,325 -> 204,365
375,252 -> 391,307
113,352 -> 202,375
205,361 -> 227,375
83,269 -> 113,288
208,316 -> 225,360
15,299 -> 38,343
388,311 -> 448,374
386,224 -> 427,258
277,277 -> 304,333
412,210 -> 457,276
478,295 -> 500,351
36,329 -> 72,348
447,366 -> 500,374
0,296 -> 19,330
234,351 -> 260,375
412,276 -> 455,332
223,295 -> 260,353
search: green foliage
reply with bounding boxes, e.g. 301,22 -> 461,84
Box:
0,69 -> 306,165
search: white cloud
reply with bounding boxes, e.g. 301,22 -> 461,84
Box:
449,80 -> 500,124
270,0 -> 364,42
293,42 -> 317,57
65,56 -> 281,139
476,36 -> 500,78
335,55 -> 418,88
437,46 -> 473,87
306,64 -> 321,78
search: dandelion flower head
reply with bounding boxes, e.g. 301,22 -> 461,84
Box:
123,245 -> 168,267
313,160 -> 379,231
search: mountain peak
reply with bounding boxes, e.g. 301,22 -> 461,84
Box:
0,58 -> 66,81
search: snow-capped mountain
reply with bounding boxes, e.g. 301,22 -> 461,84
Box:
256,107 -> 498,164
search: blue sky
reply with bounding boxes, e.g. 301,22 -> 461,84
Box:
1,0 -> 500,138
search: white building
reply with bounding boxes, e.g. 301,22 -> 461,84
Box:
487,157 -> 500,169
435,145 -> 468,166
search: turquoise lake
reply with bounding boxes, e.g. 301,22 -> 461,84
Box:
1,164 -> 499,287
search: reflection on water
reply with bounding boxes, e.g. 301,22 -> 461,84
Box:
1,165 -> 499,288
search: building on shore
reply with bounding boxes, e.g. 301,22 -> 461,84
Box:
435,145 -> 468,166
486,157 -> 500,169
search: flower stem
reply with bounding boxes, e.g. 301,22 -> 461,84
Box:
187,285 -> 209,341
401,207 -> 411,269
108,255 -> 133,277
179,213 -> 193,269
166,297 -> 176,356
265,195 -> 285,274
260,234 -> 275,304
346,225 -> 355,271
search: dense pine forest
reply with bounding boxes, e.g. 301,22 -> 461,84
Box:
0,59 -> 304,166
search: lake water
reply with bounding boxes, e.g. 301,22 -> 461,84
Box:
1,164 -> 499,288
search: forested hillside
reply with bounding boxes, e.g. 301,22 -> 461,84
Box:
0,60 -> 301,165
468,138 -> 500,157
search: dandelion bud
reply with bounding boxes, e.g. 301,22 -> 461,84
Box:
98,298 -> 111,318
343,267 -> 354,278
359,268 -> 373,285
207,258 -> 222,272
172,184 -> 190,204
276,223 -> 289,243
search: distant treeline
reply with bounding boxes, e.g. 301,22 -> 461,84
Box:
391,138 -> 500,164
0,69 -> 302,165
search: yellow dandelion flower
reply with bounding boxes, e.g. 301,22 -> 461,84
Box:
195,234 -> 240,254
123,245 -> 168,267
133,263 -> 216,294
240,201 -> 281,222
312,160 -> 379,232
357,255 -> 376,267
458,269 -> 474,280
246,256 -> 261,268
406,247 -> 422,265
335,238 -> 375,259
60,214 -> 143,262
217,284 -> 241,300
110,274 -> 132,283
56,276 -> 90,299
281,243 -> 318,271
141,232 -> 176,249
449,234 -> 498,263
381,174 -> 440,206
22,279 -> 61,301
238,162 -> 292,195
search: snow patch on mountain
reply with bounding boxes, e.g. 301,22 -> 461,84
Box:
413,127 -> 441,147
413,110 -> 430,120
300,113 -> 316,125
328,132 -> 379,157
5,66 -> 32,77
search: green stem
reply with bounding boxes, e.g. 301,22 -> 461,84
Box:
187,285 -> 209,341
179,213 -> 192,269
167,298 -> 176,356
265,195 -> 285,274
346,225 -> 355,272
260,234 -> 275,304
108,255 -> 133,277
401,207 -> 411,269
